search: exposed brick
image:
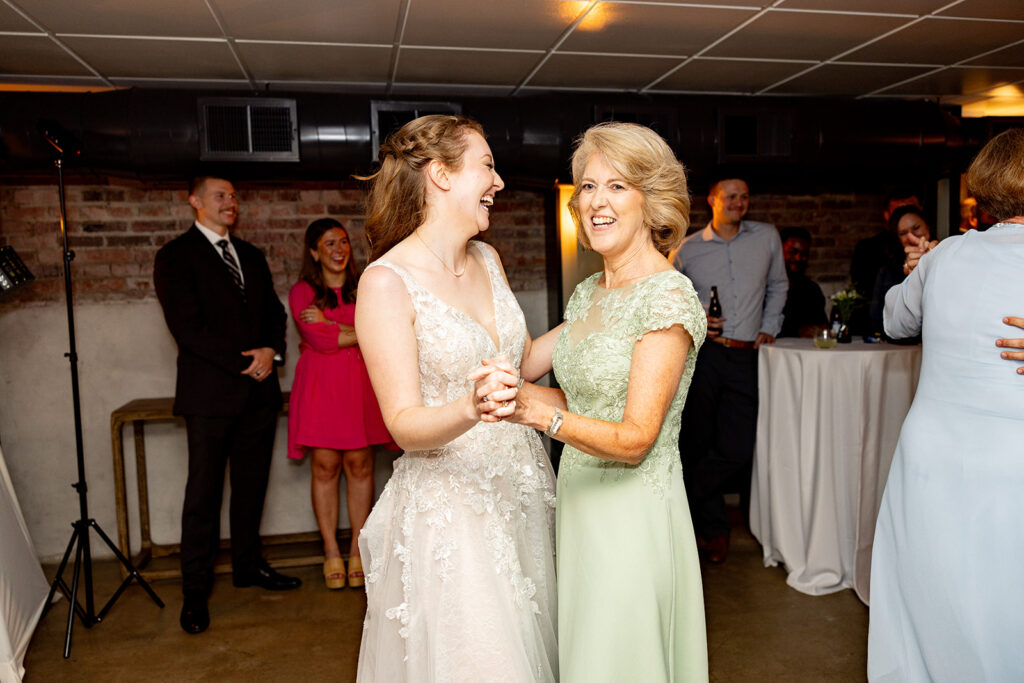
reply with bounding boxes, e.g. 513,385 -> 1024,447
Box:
106,235 -> 153,247
131,220 -> 179,233
80,222 -> 128,233
68,236 -> 104,248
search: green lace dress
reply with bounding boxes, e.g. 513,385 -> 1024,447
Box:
553,270 -> 708,683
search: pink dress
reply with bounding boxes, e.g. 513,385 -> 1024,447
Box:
287,280 -> 391,459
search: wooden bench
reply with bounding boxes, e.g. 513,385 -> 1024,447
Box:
110,393 -> 347,580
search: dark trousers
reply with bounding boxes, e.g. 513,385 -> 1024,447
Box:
180,402 -> 277,593
679,341 -> 758,538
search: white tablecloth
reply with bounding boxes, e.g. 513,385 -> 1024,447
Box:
749,339 -> 921,604
0,446 -> 49,683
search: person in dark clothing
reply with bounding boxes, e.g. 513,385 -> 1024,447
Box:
778,227 -> 827,338
849,187 -> 922,334
154,176 -> 300,636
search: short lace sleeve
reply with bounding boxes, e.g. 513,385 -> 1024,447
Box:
628,271 -> 707,348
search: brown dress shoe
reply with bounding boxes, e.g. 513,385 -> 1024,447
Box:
706,535 -> 729,564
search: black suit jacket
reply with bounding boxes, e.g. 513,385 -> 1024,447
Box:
154,225 -> 286,417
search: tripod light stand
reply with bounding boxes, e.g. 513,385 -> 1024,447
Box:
37,122 -> 164,658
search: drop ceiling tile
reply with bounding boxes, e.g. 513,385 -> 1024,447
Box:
706,10 -> 907,60
395,48 -> 540,86
966,43 -> 1024,68
0,35 -> 93,75
59,36 -> 241,79
654,58 -> 810,93
775,0 -> 949,13
840,17 -> 1024,64
881,66 -> 1024,96
402,0 -> 586,50
213,0 -> 401,44
937,0 -> 1024,21
769,62 -> 933,95
559,4 -> 756,56
633,0 -> 764,5
0,2 -> 39,31
14,0 -> 222,37
528,53 -> 682,90
237,43 -> 391,82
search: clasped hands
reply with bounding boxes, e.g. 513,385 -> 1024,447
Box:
468,355 -> 520,423
903,233 -> 939,275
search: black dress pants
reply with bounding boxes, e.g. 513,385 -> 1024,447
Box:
679,341 -> 758,538
180,401 -> 277,593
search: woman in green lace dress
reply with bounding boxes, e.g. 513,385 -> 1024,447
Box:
477,122 -> 708,681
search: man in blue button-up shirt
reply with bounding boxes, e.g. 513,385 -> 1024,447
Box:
672,178 -> 787,563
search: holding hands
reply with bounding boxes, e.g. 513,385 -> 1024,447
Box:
903,233 -> 939,276
468,355 -> 520,422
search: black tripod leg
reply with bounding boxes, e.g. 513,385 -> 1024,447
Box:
41,524 -> 79,621
63,534 -> 85,658
90,520 -> 164,618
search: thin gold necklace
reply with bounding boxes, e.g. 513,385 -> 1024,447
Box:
414,230 -> 466,277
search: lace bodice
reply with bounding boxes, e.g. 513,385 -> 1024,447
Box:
358,241 -> 557,681
553,270 -> 706,495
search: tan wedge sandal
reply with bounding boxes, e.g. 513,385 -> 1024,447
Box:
347,556 -> 365,589
323,557 -> 346,590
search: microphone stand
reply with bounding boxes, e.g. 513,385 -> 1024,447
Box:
39,134 -> 164,658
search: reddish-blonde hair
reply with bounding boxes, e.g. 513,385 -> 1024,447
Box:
358,115 -> 485,261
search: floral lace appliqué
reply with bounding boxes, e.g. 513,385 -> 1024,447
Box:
553,270 -> 706,496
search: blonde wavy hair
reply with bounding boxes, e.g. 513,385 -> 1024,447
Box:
568,122 -> 690,256
357,115 -> 485,261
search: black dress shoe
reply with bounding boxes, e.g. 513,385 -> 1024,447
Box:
232,561 -> 302,590
180,591 -> 209,634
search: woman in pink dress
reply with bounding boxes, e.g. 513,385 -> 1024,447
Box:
288,218 -> 391,589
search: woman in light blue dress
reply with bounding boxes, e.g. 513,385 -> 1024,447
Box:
479,122 -> 709,682
868,128 -> 1024,682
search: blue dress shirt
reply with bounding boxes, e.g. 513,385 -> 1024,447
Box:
672,220 -> 788,342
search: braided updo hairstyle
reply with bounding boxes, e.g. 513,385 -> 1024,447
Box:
358,115 -> 485,261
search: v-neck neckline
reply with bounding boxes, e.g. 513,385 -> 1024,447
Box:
384,242 -> 503,353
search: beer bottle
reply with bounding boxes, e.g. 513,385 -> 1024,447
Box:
708,286 -> 723,318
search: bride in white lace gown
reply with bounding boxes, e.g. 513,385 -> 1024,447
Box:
353,115 -> 558,682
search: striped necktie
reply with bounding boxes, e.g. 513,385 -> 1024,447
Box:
215,239 -> 245,296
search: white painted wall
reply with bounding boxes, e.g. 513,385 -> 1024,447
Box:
0,290 -> 549,561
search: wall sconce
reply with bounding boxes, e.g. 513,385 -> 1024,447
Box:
556,183 -> 603,306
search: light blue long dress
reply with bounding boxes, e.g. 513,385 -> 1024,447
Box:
868,223 -> 1024,682
553,270 -> 709,683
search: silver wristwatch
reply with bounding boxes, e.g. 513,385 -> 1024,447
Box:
546,408 -> 563,437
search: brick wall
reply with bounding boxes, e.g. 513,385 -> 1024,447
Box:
0,181 -> 550,311
0,179 -> 884,310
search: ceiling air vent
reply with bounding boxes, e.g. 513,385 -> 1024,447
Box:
198,97 -> 299,162
370,101 -> 462,161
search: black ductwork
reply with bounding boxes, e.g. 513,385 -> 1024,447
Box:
0,88 -> 968,192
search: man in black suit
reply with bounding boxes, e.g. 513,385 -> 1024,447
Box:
154,176 -> 300,635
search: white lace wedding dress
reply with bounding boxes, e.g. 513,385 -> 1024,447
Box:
356,241 -> 558,682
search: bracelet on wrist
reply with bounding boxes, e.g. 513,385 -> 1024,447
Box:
545,407 -> 563,437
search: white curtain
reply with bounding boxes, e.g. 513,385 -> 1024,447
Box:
0,446 -> 49,683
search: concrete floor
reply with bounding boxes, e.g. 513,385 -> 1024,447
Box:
23,521 -> 868,682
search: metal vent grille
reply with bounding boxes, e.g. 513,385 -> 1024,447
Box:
370,101 -> 462,161
199,98 -> 299,162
